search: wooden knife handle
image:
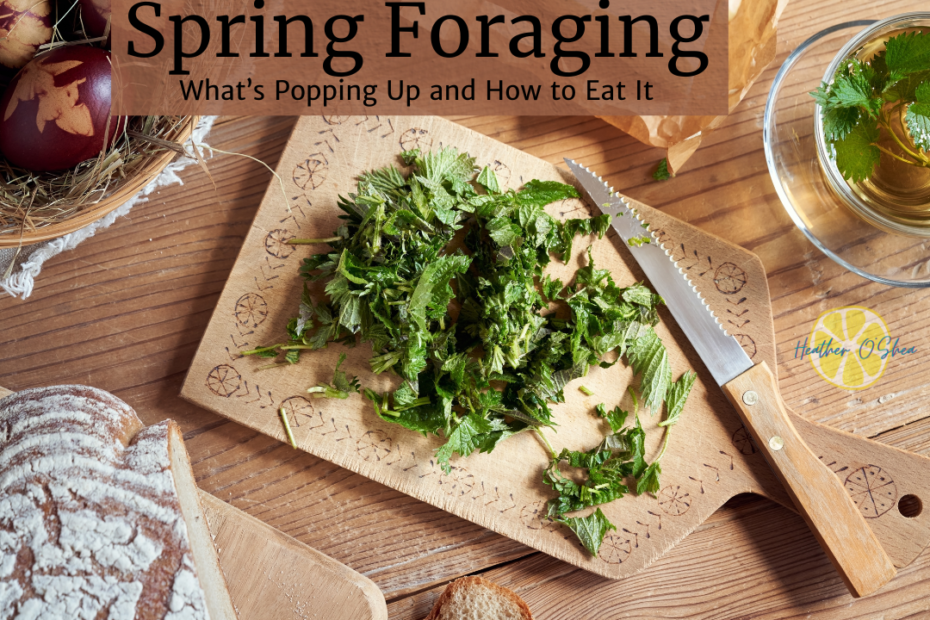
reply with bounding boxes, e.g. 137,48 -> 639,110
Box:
722,361 -> 896,598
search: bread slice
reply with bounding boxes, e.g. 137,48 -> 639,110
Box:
425,576 -> 532,620
0,385 -> 238,620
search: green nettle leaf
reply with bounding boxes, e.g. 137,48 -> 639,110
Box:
477,166 -> 501,194
436,413 -> 497,473
829,69 -> 876,111
659,371 -> 697,428
636,461 -> 662,495
622,283 -> 654,307
558,508 -> 617,556
906,104 -> 930,152
515,179 -> 580,207
486,217 -> 521,246
832,120 -> 881,183
885,31 -> 930,76
625,416 -> 647,477
810,82 -> 832,107
822,105 -> 861,141
307,353 -> 360,399
915,82 -> 930,105
626,330 -> 671,413
652,158 -> 671,181
595,403 -> 629,433
884,70 -> 930,104
408,254 -> 472,332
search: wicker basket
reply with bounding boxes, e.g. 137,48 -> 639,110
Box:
0,116 -> 199,249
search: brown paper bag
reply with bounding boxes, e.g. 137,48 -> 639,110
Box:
599,0 -> 790,174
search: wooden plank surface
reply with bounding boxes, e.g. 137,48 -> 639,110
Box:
2,0 -> 930,615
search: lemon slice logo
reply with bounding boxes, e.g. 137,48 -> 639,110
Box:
808,306 -> 890,390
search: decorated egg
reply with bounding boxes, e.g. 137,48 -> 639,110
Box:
0,46 -> 123,172
78,0 -> 110,39
0,0 -> 53,72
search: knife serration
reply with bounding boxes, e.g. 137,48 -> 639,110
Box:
565,159 -> 754,386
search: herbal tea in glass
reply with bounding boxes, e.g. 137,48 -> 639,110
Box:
812,18 -> 930,235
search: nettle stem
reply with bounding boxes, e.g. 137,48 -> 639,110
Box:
535,428 -> 557,459
288,237 -> 343,245
655,427 -> 672,463
879,116 -> 930,169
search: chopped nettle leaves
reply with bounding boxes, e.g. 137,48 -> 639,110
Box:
558,508 -> 617,556
628,236 -> 651,247
637,370 -> 697,496
595,403 -> 629,433
636,461 -> 662,495
246,146 -> 696,558
307,353 -> 360,399
659,370 -> 697,429
812,30 -> 930,182
653,158 -> 672,181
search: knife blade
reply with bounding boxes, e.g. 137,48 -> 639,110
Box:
566,159 -> 896,598
563,159 -> 753,386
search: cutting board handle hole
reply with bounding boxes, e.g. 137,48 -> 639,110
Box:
898,494 -> 923,518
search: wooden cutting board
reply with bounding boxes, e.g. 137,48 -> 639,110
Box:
0,385 -> 387,620
181,115 -> 930,580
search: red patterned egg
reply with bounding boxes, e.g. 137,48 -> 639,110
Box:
78,0 -> 110,39
0,46 -> 123,172
0,0 -> 53,72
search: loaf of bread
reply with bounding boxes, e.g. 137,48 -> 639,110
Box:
425,576 -> 532,620
0,385 -> 238,620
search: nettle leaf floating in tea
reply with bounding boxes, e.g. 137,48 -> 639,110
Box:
906,83 -> 930,152
812,29 -> 930,183
243,147 -> 696,557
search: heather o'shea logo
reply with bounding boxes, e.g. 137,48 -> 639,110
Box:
795,306 -> 915,390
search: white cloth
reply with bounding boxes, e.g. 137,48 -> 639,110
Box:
0,117 -> 217,299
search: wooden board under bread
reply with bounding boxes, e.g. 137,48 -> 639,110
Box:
0,385 -> 387,620
198,490 -> 386,620
180,115 -> 930,580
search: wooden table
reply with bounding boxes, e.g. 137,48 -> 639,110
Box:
3,0 -> 930,616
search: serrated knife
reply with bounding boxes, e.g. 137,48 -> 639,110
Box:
566,159 -> 896,598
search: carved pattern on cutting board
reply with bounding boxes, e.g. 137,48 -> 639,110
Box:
486,160 -> 512,189
399,128 -> 433,152
235,293 -> 269,329
325,114 -> 396,138
594,445 -> 740,564
206,364 -> 243,398
280,396 -> 320,430
657,486 -> 692,516
265,229 -> 296,259
293,155 -> 329,191
845,465 -> 897,519
732,426 -> 757,455
235,380 -> 275,408
814,455 -> 899,520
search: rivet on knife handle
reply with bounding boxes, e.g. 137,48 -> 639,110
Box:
722,361 -> 897,598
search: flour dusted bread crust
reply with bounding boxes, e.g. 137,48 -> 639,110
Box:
424,576 -> 532,620
0,385 -> 237,620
